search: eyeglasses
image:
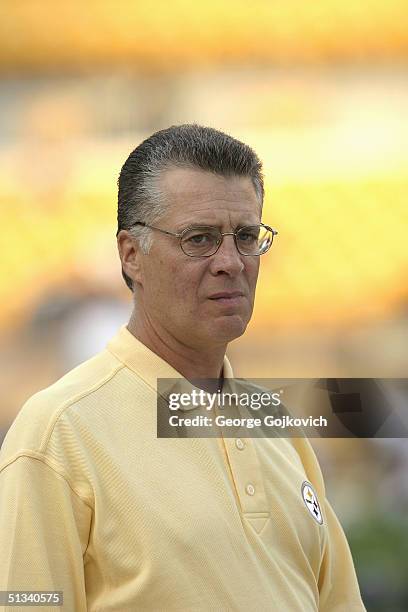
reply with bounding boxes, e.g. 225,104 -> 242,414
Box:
129,222 -> 278,257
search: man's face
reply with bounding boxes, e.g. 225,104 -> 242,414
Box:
135,167 -> 262,349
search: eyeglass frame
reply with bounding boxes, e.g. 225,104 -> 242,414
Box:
125,221 -> 278,257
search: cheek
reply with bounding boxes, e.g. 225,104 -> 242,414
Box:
173,262 -> 208,309
246,260 -> 260,290
143,256 -> 174,302
155,260 -> 204,307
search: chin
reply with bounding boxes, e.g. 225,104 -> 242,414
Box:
212,315 -> 248,343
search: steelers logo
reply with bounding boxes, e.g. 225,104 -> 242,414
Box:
301,481 -> 323,525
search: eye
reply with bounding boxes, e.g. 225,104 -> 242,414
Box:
238,229 -> 258,242
185,231 -> 215,245
187,233 -> 211,244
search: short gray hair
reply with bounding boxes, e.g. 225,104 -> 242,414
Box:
117,124 -> 264,291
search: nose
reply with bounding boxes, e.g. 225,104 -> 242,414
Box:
208,234 -> 245,277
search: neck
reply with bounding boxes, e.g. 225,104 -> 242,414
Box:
127,308 -> 227,383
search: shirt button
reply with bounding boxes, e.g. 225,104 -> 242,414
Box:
235,438 -> 245,450
246,484 -> 255,496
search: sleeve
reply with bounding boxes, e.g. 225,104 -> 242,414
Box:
0,454 -> 92,612
318,497 -> 367,612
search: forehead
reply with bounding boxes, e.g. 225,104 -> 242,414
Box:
158,167 -> 261,224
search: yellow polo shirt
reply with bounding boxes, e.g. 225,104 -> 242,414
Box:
0,326 -> 366,611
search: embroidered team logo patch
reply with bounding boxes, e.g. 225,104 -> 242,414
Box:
301,481 -> 323,525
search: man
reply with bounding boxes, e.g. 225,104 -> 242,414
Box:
0,125 -> 366,610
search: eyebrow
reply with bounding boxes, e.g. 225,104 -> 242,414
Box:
175,221 -> 260,233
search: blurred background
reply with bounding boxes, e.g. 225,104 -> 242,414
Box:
0,1 -> 407,609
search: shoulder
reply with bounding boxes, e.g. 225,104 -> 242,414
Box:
0,348 -> 129,465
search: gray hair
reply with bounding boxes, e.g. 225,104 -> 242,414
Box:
117,124 -> 264,291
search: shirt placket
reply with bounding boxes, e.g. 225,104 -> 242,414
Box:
214,398 -> 270,534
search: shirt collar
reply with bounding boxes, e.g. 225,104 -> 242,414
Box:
106,325 -> 234,411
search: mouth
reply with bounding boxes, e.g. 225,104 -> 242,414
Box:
208,292 -> 245,306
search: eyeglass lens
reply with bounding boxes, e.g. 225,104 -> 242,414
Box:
180,225 -> 273,256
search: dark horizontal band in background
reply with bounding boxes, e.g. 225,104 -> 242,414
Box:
156,378 -> 408,438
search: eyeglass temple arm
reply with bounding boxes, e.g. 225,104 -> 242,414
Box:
130,221 -> 181,237
122,221 -> 277,238
260,223 -> 278,236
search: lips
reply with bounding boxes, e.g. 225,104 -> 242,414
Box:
208,291 -> 245,300
208,292 -> 246,308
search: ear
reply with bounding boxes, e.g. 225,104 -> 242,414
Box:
117,230 -> 144,287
